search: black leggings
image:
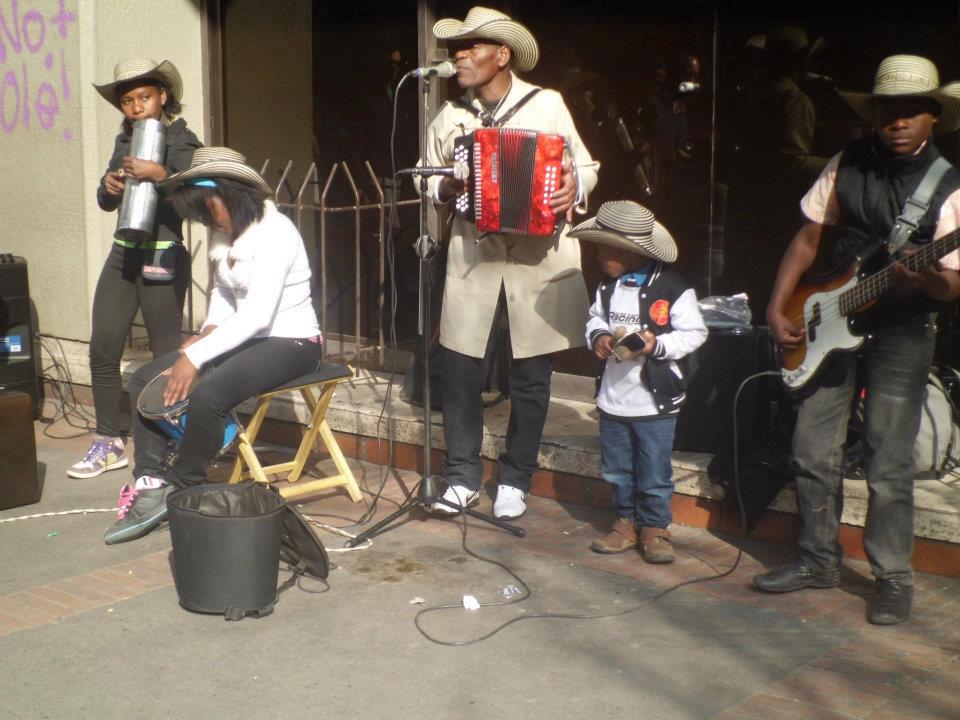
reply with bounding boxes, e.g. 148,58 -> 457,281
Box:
89,243 -> 190,437
129,336 -> 323,488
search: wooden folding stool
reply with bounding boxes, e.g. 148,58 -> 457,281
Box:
229,364 -> 362,502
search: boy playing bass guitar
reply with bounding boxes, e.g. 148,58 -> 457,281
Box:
757,55 -> 960,626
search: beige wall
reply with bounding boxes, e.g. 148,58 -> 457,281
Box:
0,0 -> 208,345
220,0 -> 316,331
222,0 -> 312,196
1,0 -> 86,339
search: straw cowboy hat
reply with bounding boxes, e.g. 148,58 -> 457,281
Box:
93,58 -> 183,109
161,147 -> 273,197
840,54 -> 960,134
433,6 -> 539,72
569,200 -> 678,263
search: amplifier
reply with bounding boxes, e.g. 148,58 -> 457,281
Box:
0,391 -> 41,510
0,254 -> 41,416
674,327 -> 785,454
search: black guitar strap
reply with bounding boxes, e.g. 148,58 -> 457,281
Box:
453,88 -> 541,127
886,156 -> 952,256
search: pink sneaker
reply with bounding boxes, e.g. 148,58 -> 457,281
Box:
115,483 -> 137,520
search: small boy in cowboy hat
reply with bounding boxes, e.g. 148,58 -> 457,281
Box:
758,55 -> 960,625
69,59 -> 201,482
572,201 -> 707,563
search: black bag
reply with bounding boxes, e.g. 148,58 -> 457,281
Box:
167,482 -> 329,621
402,323 -> 445,411
280,500 -> 330,582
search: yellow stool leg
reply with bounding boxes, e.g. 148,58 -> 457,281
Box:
282,384 -> 335,484
317,417 -> 362,502
227,377 -> 361,503
229,395 -> 273,484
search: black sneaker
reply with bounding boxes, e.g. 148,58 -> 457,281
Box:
104,485 -> 172,545
868,579 -> 913,625
753,556 -> 841,593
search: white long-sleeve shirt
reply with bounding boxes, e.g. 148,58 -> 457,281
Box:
585,274 -> 706,418
183,200 -> 320,369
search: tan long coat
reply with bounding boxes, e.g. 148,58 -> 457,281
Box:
421,74 -> 599,359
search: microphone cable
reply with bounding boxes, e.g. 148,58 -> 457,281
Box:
303,70 -> 414,534
413,369 -> 784,646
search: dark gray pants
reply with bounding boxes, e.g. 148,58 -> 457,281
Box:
89,243 -> 190,437
793,320 -> 935,584
441,345 -> 552,494
130,337 -> 322,488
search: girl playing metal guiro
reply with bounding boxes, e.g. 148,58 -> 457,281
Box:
68,59 -> 201,480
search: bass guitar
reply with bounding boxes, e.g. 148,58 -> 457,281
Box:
780,229 -> 960,389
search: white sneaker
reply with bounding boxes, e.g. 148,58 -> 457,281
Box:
493,484 -> 527,519
432,483 -> 480,514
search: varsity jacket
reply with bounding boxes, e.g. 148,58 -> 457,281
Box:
586,262 -> 707,418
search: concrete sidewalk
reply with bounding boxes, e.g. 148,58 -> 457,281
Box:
1,422 -> 959,720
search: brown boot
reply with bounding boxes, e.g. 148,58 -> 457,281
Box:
591,517 -> 639,554
640,527 -> 675,564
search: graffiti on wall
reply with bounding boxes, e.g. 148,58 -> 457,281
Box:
0,0 -> 76,140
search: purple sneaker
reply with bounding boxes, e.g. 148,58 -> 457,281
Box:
67,437 -> 128,479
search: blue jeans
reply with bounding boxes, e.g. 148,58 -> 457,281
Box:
792,320 -> 935,584
600,414 -> 677,528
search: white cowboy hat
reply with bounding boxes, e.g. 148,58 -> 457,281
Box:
840,54 -> 960,134
569,200 -> 678,263
433,6 -> 539,72
93,58 -> 183,109
161,146 -> 273,197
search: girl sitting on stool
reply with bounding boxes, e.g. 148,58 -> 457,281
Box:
105,147 -> 322,545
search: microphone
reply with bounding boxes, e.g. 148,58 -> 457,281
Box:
613,117 -> 634,152
804,71 -> 835,86
411,60 -> 457,78
678,81 -> 700,94
397,161 -> 470,181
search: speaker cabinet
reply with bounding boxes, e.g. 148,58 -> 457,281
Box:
0,255 -> 40,417
675,327 -> 782,454
0,391 -> 41,510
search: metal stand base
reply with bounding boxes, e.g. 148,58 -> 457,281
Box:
344,70 -> 525,549
344,476 -> 525,547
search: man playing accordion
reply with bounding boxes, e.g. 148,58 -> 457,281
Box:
418,7 -> 598,520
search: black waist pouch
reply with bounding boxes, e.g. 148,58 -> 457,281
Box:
141,244 -> 179,282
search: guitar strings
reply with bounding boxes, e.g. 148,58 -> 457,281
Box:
782,238 -> 958,330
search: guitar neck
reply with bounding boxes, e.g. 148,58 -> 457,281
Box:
838,229 -> 960,314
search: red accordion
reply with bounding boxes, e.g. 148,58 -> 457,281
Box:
453,128 -> 566,236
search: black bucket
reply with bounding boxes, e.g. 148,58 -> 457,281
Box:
167,482 -> 285,620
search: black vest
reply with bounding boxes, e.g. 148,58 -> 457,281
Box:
833,137 -> 960,325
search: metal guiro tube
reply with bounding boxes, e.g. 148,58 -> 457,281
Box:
115,118 -> 166,241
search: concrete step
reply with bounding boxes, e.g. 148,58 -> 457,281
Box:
70,347 -> 960,578
235,366 -> 960,577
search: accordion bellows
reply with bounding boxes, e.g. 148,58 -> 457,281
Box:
454,128 -> 565,236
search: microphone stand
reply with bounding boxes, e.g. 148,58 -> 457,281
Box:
345,71 -> 524,547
